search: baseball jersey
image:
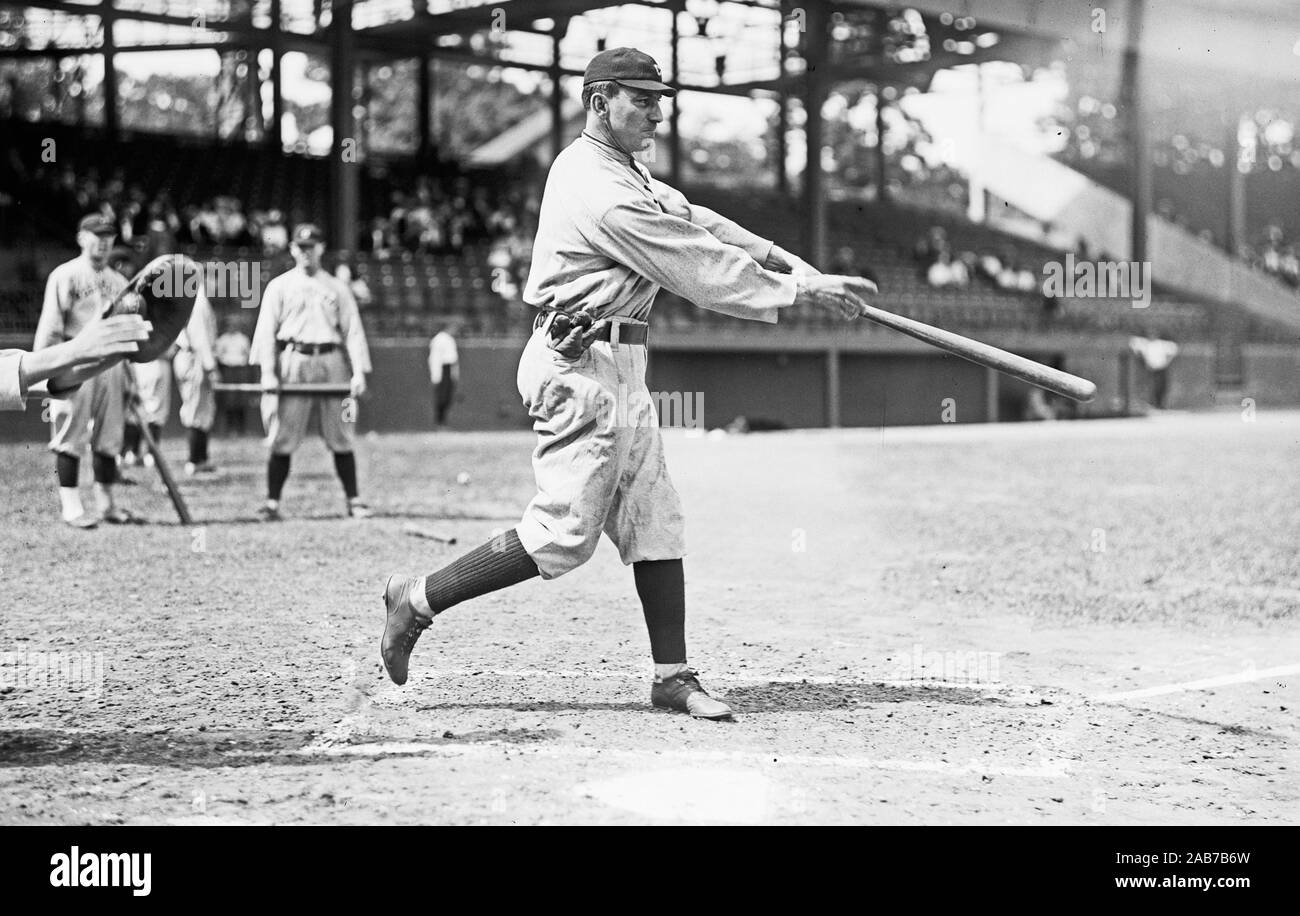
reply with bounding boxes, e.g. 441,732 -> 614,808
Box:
251,267 -> 371,375
177,290 -> 218,373
0,350 -> 26,410
33,256 -> 129,349
428,331 -> 458,383
523,131 -> 797,324
214,331 -> 251,367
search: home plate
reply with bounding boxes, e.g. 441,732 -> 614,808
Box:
576,766 -> 773,823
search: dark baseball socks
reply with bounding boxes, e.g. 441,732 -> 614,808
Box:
55,452 -> 118,521
408,528 -> 540,619
187,428 -> 209,465
266,453 -> 291,504
634,558 -> 690,680
333,451 -> 359,499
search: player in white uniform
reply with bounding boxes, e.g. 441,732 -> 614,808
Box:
33,215 -> 141,528
379,49 -> 876,718
173,289 -> 221,475
251,223 -> 373,520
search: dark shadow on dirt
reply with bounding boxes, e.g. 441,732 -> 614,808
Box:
0,727 -> 312,768
417,681 -> 1016,715
415,700 -> 648,714
0,725 -> 563,768
721,681 -> 1019,713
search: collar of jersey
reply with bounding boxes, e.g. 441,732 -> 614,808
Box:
580,131 -> 644,178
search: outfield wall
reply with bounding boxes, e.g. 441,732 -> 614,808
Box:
0,337 -> 1281,444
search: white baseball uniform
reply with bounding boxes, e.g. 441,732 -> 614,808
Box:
33,256 -> 130,456
516,131 -> 798,579
174,290 -> 218,431
251,266 -> 371,454
0,350 -> 26,410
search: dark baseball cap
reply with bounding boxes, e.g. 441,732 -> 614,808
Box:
78,214 -> 116,236
583,47 -> 676,97
291,223 -> 325,246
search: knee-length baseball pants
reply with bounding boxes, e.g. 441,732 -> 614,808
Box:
514,324 -> 686,580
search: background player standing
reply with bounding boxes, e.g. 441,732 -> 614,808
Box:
33,214 -> 137,528
174,288 -> 221,475
427,320 -> 460,430
251,223 -> 373,520
379,48 -> 876,718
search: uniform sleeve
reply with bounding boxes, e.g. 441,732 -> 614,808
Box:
337,283 -> 371,375
0,350 -> 27,411
250,279 -> 283,374
592,199 -> 796,323
649,177 -> 775,265
187,291 -> 219,373
32,268 -> 68,351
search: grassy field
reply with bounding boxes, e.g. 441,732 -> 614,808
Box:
0,411 -> 1296,824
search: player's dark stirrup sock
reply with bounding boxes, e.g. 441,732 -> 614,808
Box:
148,423 -> 162,445
91,452 -> 117,485
122,423 -> 141,458
422,528 -> 539,616
56,453 -> 79,488
633,558 -> 687,663
187,428 -> 209,464
267,453 -> 291,500
333,451 -> 359,500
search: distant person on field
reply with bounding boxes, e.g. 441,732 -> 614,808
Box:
428,321 -> 460,429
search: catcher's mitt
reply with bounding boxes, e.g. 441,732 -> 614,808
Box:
102,254 -> 201,362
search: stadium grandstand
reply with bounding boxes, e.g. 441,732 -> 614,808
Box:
2,0 -> 1298,432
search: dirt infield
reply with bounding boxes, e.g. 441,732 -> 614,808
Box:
0,411 -> 1296,824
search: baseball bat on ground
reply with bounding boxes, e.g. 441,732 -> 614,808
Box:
401,522 -> 458,545
130,405 -> 194,525
857,303 -> 1097,402
214,382 -> 352,395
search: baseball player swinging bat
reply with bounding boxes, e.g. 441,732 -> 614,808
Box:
856,302 -> 1096,402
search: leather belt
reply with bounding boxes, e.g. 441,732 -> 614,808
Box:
279,340 -> 338,355
532,313 -> 649,346
591,321 -> 648,346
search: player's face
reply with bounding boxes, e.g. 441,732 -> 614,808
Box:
79,231 -> 115,267
292,241 -> 324,271
603,87 -> 664,154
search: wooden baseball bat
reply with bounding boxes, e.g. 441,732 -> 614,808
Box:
214,382 -> 352,395
130,404 -> 194,525
858,303 -> 1097,402
401,522 -> 458,545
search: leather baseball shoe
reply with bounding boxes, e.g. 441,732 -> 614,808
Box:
101,506 -> 141,525
63,513 -> 98,530
651,669 -> 734,719
347,499 -> 375,519
380,574 -> 432,686
255,503 -> 281,522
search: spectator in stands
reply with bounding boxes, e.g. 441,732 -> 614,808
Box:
927,249 -> 967,288
367,216 -> 394,258
261,209 -> 288,253
192,200 -> 221,244
829,246 -> 878,284
145,197 -> 180,257
977,250 -> 1002,285
216,196 -> 248,246
914,225 -> 949,270
1282,247 -> 1300,288
335,263 -> 373,308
